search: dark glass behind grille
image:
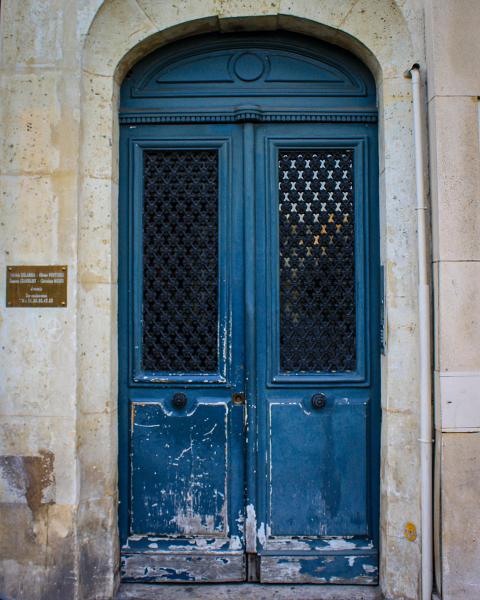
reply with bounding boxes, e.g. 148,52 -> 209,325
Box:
142,150 -> 219,373
278,149 -> 356,373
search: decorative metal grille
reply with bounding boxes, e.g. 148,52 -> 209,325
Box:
142,149 -> 219,372
278,149 -> 356,373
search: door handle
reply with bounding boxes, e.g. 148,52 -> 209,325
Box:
232,392 -> 245,405
311,393 -> 327,410
172,393 -> 187,410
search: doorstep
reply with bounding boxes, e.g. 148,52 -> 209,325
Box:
117,583 -> 383,600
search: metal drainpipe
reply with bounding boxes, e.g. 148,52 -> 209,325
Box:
407,64 -> 433,600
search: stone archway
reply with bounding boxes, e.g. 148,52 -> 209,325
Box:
77,2 -> 423,598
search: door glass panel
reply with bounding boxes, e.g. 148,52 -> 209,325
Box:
142,149 -> 219,372
278,149 -> 356,373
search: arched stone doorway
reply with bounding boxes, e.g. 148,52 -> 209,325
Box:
79,4 -> 421,598
118,31 -> 380,585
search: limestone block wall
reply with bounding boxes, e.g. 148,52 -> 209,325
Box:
425,1 -> 480,599
0,2 -> 84,598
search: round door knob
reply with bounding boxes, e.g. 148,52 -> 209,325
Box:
172,393 -> 187,410
311,393 -> 327,410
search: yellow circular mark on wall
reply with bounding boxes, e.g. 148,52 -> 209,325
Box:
404,522 -> 417,542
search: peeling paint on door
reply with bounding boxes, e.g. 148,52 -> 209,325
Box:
131,403 -> 228,537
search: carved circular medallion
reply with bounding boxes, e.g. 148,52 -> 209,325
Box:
233,52 -> 265,81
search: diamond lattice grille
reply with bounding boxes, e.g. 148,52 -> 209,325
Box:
142,150 -> 219,373
278,149 -> 356,373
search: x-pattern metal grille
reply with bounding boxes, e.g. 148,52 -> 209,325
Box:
278,149 -> 356,373
142,149 -> 219,373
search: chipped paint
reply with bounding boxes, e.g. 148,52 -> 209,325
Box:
123,395 -> 246,580
362,563 -> 377,574
170,509 -> 217,536
260,555 -> 378,584
257,522 -> 266,547
245,503 -> 256,553
172,443 -> 192,464
321,539 -> 358,551
162,535 -> 243,552
121,553 -> 245,582
269,539 -> 311,551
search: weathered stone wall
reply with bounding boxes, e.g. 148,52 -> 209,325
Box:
0,1 -> 477,599
424,1 -> 480,599
0,1 -> 83,598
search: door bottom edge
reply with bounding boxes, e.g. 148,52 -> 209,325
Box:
121,552 -> 245,583
117,582 -> 383,600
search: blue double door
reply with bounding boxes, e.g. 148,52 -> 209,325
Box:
119,120 -> 380,584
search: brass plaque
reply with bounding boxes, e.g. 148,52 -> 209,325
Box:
6,266 -> 67,308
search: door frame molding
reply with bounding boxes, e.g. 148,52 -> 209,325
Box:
119,113 -> 378,125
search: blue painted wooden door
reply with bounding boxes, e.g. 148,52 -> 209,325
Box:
249,122 -> 380,583
119,120 -> 379,584
118,32 -> 380,585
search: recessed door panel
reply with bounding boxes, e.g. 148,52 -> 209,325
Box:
131,402 -> 229,536
269,398 -> 369,537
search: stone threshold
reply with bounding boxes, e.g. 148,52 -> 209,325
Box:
117,583 -> 382,600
